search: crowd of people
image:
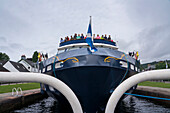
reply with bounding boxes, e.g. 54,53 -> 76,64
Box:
60,33 -> 114,43
129,51 -> 139,60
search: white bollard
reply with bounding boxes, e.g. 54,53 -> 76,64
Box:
0,72 -> 83,113
105,69 -> 170,113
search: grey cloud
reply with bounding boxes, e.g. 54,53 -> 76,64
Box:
9,43 -> 24,49
0,37 -> 7,42
123,0 -> 170,30
1,0 -> 170,63
0,46 -> 11,52
0,37 -> 32,61
128,24 -> 170,63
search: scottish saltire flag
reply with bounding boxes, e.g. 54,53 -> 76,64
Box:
86,17 -> 97,52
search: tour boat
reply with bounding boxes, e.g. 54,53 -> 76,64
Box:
40,18 -> 140,113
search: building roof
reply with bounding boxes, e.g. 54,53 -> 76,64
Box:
9,61 -> 29,72
0,60 -> 8,66
18,58 -> 35,67
0,65 -> 9,72
24,59 -> 35,67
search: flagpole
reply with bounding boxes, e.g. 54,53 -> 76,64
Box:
90,16 -> 94,42
86,16 -> 97,52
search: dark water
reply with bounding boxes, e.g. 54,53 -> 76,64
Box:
13,96 -> 170,113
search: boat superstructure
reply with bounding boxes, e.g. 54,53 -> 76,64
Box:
40,18 -> 140,113
40,38 -> 140,112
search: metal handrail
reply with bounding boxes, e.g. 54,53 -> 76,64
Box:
17,87 -> 23,96
0,72 -> 83,113
105,69 -> 170,113
12,88 -> 18,96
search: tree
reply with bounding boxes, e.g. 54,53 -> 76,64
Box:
0,52 -> 10,61
156,61 -> 166,69
32,51 -> 38,62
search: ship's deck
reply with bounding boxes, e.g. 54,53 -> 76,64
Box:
58,39 -> 117,50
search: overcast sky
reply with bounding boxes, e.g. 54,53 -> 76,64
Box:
0,0 -> 170,63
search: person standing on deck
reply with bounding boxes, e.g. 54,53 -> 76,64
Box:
64,37 -> 67,42
96,34 -> 100,39
101,35 -> 104,39
93,34 -> 95,39
81,34 -> 84,39
66,36 -> 69,41
77,34 -> 81,39
60,38 -> 64,43
104,34 -> 107,40
74,33 -> 77,40
108,35 -> 111,41
70,35 -> 74,40
85,35 -> 87,39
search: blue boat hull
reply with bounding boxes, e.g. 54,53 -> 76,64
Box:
41,48 -> 139,113
44,65 -> 136,113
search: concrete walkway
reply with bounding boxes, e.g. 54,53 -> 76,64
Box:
0,89 -> 40,102
0,89 -> 47,112
134,86 -> 170,107
137,86 -> 170,96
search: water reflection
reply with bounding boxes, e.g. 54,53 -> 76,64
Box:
13,96 -> 170,113
13,97 -> 60,113
118,96 -> 170,113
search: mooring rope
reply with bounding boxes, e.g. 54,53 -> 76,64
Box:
125,93 -> 170,101
119,53 -> 129,84
120,55 -> 170,101
53,54 -> 58,78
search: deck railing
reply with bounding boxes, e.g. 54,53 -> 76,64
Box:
60,39 -> 116,47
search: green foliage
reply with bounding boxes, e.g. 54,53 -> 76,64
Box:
0,83 -> 40,93
156,61 -> 166,69
139,81 -> 170,88
32,51 -> 38,62
141,61 -> 157,69
0,52 -> 10,61
141,60 -> 170,70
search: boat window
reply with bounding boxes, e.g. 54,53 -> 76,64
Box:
120,61 -> 128,68
96,46 -> 107,48
135,67 -> 138,71
58,49 -> 65,54
96,46 -> 116,50
69,47 -> 80,51
81,46 -> 89,48
47,65 -> 51,71
58,46 -> 84,53
43,68 -> 45,72
130,64 -> 135,70
55,62 -> 61,68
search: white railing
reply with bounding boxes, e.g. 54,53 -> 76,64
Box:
2,69 -> 170,113
0,72 -> 83,113
105,69 -> 170,113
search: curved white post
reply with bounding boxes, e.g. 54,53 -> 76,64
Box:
105,69 -> 170,113
0,72 -> 83,113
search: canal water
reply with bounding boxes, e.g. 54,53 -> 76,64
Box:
12,96 -> 170,113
